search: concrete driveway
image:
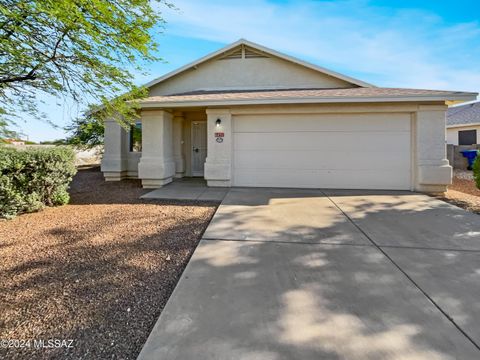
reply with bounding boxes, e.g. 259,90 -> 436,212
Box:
138,188 -> 480,360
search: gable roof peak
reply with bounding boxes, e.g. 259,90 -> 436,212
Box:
143,39 -> 374,90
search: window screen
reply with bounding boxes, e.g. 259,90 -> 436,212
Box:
458,130 -> 477,145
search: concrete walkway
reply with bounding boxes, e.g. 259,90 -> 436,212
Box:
141,178 -> 229,201
138,188 -> 480,360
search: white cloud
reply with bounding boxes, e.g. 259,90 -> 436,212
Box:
162,0 -> 480,93
13,0 -> 480,141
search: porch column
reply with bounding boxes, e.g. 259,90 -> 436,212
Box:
204,108 -> 232,187
101,118 -> 128,181
172,111 -> 185,178
138,110 -> 175,188
415,105 -> 452,193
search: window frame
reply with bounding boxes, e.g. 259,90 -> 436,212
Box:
458,129 -> 477,146
129,121 -> 142,152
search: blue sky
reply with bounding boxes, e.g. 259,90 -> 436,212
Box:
14,0 -> 480,142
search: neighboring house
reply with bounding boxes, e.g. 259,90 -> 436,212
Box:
447,101 -> 480,145
3,139 -> 25,146
101,39 -> 477,193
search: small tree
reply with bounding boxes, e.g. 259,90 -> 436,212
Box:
65,115 -> 105,148
473,151 -> 480,189
0,0 -> 173,133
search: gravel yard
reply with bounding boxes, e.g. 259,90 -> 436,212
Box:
0,166 -> 218,360
2,166 -> 479,360
439,170 -> 480,214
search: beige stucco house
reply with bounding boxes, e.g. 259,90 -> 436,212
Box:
101,39 -> 477,193
446,102 -> 480,145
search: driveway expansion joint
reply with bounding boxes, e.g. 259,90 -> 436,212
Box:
323,190 -> 480,352
378,244 -> 480,253
201,237 -> 375,247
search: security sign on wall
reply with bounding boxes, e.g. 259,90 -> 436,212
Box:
215,132 -> 224,143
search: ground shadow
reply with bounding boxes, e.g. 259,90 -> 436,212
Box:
68,166 -> 221,206
138,189 -> 480,359
0,168 -> 218,360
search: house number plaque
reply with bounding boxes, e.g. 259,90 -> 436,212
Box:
215,132 -> 224,143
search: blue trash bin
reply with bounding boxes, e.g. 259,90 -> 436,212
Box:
460,149 -> 478,170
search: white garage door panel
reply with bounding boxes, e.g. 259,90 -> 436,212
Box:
232,113 -> 411,190
234,132 -> 410,152
234,150 -> 410,170
234,169 -> 411,189
234,113 -> 411,133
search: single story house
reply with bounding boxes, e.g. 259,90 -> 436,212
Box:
447,101 -> 480,145
101,39 -> 477,193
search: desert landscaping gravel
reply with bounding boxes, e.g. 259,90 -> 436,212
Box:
0,166 -> 217,360
2,165 -> 480,360
438,170 -> 480,214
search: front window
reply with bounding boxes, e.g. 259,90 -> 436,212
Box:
130,121 -> 142,152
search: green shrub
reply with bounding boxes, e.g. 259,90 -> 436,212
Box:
0,146 -> 77,219
473,151 -> 480,190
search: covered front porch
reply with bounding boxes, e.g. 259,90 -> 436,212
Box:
101,107 -> 232,188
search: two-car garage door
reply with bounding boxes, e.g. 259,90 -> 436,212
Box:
232,113 -> 412,190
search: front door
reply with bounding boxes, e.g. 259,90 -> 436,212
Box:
191,121 -> 207,176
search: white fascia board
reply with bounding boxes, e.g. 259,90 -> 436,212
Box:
143,39 -> 374,90
142,40 -> 245,89
447,122 -> 480,129
239,39 -> 374,88
139,93 -> 477,109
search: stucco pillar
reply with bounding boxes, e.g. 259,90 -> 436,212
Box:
101,118 -> 128,181
415,106 -> 452,193
138,110 -> 175,188
204,108 -> 232,187
172,112 -> 185,178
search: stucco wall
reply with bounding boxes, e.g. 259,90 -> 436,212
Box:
149,56 -> 353,96
101,120 -> 141,180
103,102 -> 450,193
204,103 -> 450,192
447,125 -> 480,145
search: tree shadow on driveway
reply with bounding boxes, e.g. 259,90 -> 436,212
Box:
138,189 -> 480,360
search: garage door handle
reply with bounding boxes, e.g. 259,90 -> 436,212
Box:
193,147 -> 199,153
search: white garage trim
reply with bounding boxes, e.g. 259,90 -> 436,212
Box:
232,113 -> 412,190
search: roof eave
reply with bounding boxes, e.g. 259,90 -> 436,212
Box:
143,39 -> 374,90
139,93 -> 478,109
447,122 -> 480,128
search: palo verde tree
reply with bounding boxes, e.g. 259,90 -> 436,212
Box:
0,0 -> 172,138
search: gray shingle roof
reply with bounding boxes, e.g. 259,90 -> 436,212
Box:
447,102 -> 480,126
140,87 -> 475,106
